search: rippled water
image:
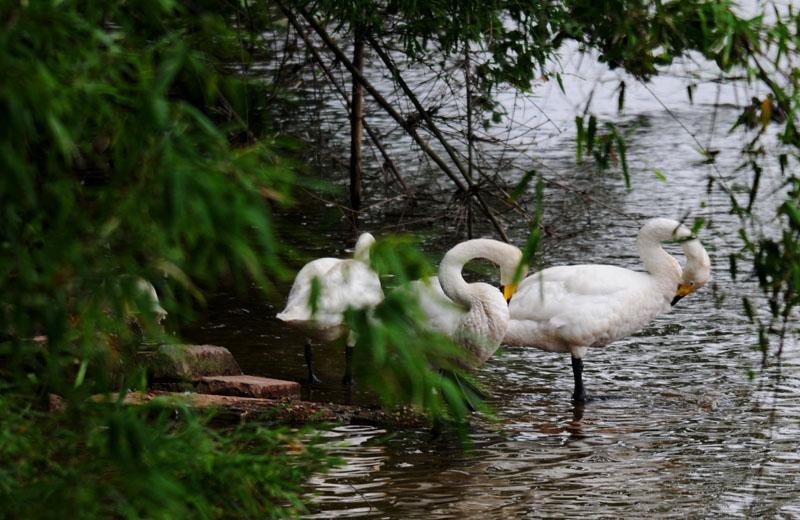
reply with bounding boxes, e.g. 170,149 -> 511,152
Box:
182,35 -> 800,518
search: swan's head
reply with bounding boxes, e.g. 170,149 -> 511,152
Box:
498,248 -> 527,303
353,232 -> 376,263
672,237 -> 711,305
639,218 -> 709,305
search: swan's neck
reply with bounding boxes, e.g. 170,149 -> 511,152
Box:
438,246 -> 476,307
438,239 -> 511,306
353,233 -> 375,263
681,237 -> 711,285
636,224 -> 682,286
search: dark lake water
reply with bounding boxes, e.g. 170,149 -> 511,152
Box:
183,36 -> 800,518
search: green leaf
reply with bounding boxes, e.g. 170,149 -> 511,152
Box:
587,115 -> 597,153
616,134 -> 629,188
556,73 -> 565,94
780,201 -> 800,230
509,169 -> 537,202
575,116 -> 585,164
46,114 -> 75,158
691,217 -> 706,235
743,297 -> 754,322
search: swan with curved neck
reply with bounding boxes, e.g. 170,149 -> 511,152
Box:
413,238 -> 525,370
503,218 -> 710,402
277,232 -> 383,385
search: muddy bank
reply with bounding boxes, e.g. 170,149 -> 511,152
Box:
91,390 -> 429,428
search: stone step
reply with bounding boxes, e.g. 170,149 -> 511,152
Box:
196,375 -> 301,399
141,344 -> 243,382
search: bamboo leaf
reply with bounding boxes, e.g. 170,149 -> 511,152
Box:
575,116 -> 585,164
587,115 -> 597,153
509,169 -> 537,202
780,201 -> 800,230
760,98 -> 771,131
556,73 -> 565,94
616,134 -> 629,189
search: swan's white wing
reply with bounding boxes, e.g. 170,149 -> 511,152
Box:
408,277 -> 464,337
315,259 -> 384,321
506,264 -> 669,349
277,257 -> 340,322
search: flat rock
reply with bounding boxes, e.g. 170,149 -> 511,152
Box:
141,344 -> 243,381
197,375 -> 300,399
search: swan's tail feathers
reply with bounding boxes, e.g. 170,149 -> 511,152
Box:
440,369 -> 487,413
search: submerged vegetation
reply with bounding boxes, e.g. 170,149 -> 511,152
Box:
1,0 -> 799,517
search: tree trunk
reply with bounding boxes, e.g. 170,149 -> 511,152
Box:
465,27 -> 474,239
349,24 -> 365,217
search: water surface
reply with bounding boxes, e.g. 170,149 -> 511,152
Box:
183,40 -> 800,518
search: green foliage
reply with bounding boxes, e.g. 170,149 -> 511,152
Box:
518,176 -> 545,275
346,291 -> 478,425
0,396 -> 337,519
0,1 -> 335,517
575,117 -> 632,187
0,0 -> 300,398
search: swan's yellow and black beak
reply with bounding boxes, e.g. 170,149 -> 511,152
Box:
500,284 -> 518,303
671,283 -> 693,306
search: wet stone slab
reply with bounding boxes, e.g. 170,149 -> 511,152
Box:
197,374 -> 301,399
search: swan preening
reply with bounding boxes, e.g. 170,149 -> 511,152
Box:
503,218 -> 711,402
276,232 -> 383,385
410,239 -> 525,370
407,238 -> 525,410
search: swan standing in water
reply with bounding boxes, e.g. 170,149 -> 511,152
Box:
277,233 -> 383,385
410,239 -> 526,371
503,218 -> 711,402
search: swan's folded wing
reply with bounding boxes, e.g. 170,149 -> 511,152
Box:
276,257 -> 340,322
507,265 -> 663,347
408,277 -> 464,336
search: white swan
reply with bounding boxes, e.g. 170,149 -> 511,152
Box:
277,232 -> 383,385
133,277 -> 167,324
410,239 -> 525,371
503,218 -> 711,402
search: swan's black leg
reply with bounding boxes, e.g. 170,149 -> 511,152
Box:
571,356 -> 589,403
304,342 -> 322,385
341,345 -> 355,386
